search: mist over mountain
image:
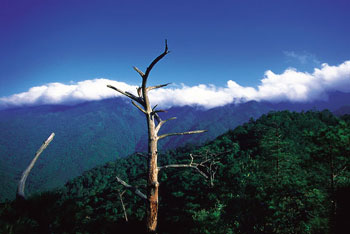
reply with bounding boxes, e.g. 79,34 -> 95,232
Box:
1,91 -> 350,201
1,60 -> 350,110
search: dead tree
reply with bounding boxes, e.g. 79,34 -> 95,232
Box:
158,151 -> 222,187
107,41 -> 206,233
118,189 -> 128,222
17,132 -> 55,200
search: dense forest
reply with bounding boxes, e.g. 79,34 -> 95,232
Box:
0,110 -> 349,233
1,92 -> 349,202
0,97 -> 274,202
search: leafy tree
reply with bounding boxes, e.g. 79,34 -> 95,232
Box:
307,120 -> 350,232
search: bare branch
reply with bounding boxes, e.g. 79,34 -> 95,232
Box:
17,132 -> 55,199
152,104 -> 158,112
158,154 -> 209,178
144,40 -> 170,82
137,87 -> 142,97
116,176 -> 147,200
131,101 -> 147,114
153,110 -> 167,113
151,109 -> 167,122
125,91 -> 137,98
107,84 -> 144,104
147,83 -> 171,92
118,189 -> 128,222
190,150 -> 231,187
133,66 -> 145,77
158,130 -> 207,140
154,113 -> 162,124
155,117 -> 177,134
159,151 -> 226,187
151,105 -> 164,123
158,164 -> 209,179
139,40 -> 169,116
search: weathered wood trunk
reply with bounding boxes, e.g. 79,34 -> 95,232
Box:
145,93 -> 159,232
17,132 -> 55,200
147,133 -> 159,232
107,41 -> 206,233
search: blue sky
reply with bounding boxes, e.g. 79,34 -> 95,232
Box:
0,0 -> 349,108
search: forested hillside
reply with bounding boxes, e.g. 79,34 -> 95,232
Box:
2,91 -> 350,202
1,110 -> 349,233
0,97 -> 275,201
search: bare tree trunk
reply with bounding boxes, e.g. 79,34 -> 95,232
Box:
147,121 -> 159,232
17,133 -> 55,199
143,63 -> 160,231
108,41 -> 206,233
118,190 -> 128,222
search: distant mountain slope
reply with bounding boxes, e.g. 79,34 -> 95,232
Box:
1,110 -> 349,233
0,98 -> 145,201
1,91 -> 350,201
334,105 -> 350,116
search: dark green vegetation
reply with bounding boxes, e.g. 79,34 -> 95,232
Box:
2,91 -> 350,202
1,110 -> 349,233
0,98 -> 275,201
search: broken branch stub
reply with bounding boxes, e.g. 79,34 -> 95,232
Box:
115,176 -> 147,200
158,130 -> 207,140
17,132 -> 55,200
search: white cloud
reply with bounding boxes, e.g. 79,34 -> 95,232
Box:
253,61 -> 350,102
1,61 -> 350,109
0,79 -> 138,108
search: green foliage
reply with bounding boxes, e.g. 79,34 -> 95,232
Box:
0,98 -> 275,202
1,110 -> 349,233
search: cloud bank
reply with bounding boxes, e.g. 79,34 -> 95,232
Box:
1,61 -> 350,109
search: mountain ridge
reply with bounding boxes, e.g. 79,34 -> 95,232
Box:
0,91 -> 350,201
1,109 -> 349,233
